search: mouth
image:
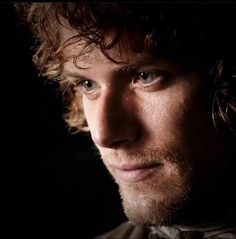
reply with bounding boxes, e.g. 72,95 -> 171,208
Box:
111,163 -> 163,183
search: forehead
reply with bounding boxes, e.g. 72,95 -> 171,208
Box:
59,21 -> 152,65
59,22 -> 195,73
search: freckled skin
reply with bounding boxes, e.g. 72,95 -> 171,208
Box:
62,32 -> 234,226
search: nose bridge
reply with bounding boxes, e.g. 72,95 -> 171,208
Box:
92,88 -> 139,148
101,89 -> 122,125
96,88 -> 124,135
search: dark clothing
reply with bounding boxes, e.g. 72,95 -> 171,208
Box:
94,221 -> 148,239
95,221 -> 236,239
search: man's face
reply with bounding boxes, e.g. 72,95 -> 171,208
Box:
62,33 -> 226,226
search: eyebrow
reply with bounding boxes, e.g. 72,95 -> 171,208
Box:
61,70 -> 92,82
124,54 -> 158,67
62,54 -> 171,79
62,71 -> 88,79
115,54 -> 163,71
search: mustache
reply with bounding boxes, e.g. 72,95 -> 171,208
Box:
100,147 -> 184,165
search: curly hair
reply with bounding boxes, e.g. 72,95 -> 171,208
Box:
15,3 -> 236,136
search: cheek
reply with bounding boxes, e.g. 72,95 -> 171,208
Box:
136,89 -> 189,148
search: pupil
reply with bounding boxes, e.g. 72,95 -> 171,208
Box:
85,80 -> 92,88
141,72 -> 149,80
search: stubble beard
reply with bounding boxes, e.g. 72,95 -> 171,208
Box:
101,147 -> 192,226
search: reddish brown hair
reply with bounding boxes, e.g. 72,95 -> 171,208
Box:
15,3 -> 236,136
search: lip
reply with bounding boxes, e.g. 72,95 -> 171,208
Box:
112,163 -> 162,183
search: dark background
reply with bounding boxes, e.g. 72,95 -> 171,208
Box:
1,3 -> 126,238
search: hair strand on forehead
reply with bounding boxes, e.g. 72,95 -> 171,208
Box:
15,3 -> 236,136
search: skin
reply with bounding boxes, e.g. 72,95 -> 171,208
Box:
61,27 -> 234,226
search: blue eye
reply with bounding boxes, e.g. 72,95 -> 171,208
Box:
132,70 -> 165,86
80,80 -> 100,93
138,71 -> 157,84
131,69 -> 172,90
83,80 -> 96,90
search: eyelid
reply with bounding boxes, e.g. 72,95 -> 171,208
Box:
130,68 -> 173,91
61,74 -> 92,83
76,80 -> 101,98
132,68 -> 169,80
63,77 -> 92,89
59,76 -> 96,95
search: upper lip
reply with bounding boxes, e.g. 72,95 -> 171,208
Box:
111,163 -> 162,171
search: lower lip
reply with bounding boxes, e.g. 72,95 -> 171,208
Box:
114,165 -> 162,183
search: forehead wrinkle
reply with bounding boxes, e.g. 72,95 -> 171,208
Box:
65,50 -> 162,70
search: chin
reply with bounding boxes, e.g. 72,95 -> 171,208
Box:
118,173 -> 191,226
102,146 -> 193,225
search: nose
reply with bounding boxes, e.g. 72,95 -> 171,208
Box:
88,91 -> 140,149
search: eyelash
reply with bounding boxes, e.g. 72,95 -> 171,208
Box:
132,70 -> 164,84
62,69 -> 172,95
69,79 -> 100,95
59,79 -> 97,96
130,69 -> 172,89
